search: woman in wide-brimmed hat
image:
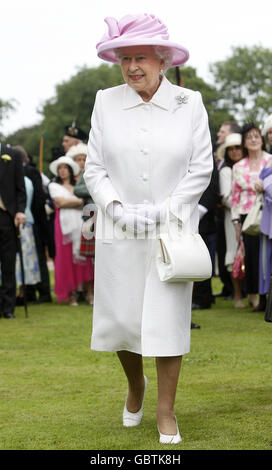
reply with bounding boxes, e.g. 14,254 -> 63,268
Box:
219,133 -> 244,308
84,13 -> 213,443
48,156 -> 93,306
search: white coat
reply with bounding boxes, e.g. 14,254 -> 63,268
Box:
84,77 -> 213,357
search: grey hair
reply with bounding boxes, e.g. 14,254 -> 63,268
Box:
153,46 -> 173,72
114,45 -> 173,73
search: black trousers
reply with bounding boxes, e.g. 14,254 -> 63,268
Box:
241,215 -> 260,294
192,233 -> 216,308
0,209 -> 17,314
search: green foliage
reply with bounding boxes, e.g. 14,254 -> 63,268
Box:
4,124 -> 44,163
210,45 -> 272,124
7,45 -> 272,170
4,64 -> 124,174
0,98 -> 16,140
0,98 -> 16,123
167,66 -> 234,143
38,64 -> 124,173
4,64 -> 231,171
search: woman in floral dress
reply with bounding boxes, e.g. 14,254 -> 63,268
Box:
231,123 -> 271,310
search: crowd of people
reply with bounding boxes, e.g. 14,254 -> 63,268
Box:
0,124 -> 96,317
179,114 -> 272,324
210,116 -> 272,317
1,113 -> 272,320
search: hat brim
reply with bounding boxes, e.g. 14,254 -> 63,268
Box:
49,157 -> 80,176
224,133 -> 242,149
97,37 -> 189,67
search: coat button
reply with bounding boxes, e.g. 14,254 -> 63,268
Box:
141,148 -> 149,155
142,173 -> 148,181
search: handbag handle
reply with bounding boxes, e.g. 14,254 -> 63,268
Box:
165,198 -> 190,239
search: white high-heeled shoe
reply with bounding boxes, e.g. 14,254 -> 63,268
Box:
158,416 -> 182,444
123,375 -> 148,427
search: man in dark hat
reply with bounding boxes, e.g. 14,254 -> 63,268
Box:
0,143 -> 26,318
62,123 -> 87,154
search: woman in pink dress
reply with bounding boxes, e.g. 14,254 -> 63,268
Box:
48,156 -> 94,306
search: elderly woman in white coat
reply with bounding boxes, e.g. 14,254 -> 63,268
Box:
84,13 -> 213,444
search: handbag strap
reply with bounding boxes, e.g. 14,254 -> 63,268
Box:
166,198 -> 171,232
165,198 -> 191,238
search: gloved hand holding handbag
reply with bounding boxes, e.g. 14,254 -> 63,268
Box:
107,201 -> 156,234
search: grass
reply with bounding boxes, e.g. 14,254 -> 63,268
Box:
0,276 -> 271,450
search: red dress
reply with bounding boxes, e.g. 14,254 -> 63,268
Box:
54,208 -> 94,302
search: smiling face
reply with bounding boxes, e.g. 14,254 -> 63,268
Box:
244,129 -> 263,153
118,45 -> 164,101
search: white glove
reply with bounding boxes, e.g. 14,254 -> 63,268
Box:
107,202 -> 156,234
117,212 -> 156,234
126,203 -> 166,223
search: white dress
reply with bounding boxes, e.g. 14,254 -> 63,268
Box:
219,166 -> 237,269
84,77 -> 213,357
16,177 -> 41,285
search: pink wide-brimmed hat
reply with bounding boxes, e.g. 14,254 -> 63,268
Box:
96,14 -> 189,67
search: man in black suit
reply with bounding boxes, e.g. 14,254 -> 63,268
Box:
0,143 -> 26,318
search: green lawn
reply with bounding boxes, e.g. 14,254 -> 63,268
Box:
0,277 -> 271,450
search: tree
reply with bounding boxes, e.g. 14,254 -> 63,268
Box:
5,63 -> 233,173
0,98 -> 16,139
210,45 -> 272,125
38,63 -> 124,165
5,123 -> 45,166
166,66 -> 234,143
4,64 -> 124,173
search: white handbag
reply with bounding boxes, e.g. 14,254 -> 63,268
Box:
156,203 -> 212,283
242,193 -> 263,236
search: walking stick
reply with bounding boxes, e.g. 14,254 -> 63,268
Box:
175,66 -> 184,87
39,135 -> 44,174
39,132 -> 47,174
16,225 -> 28,318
